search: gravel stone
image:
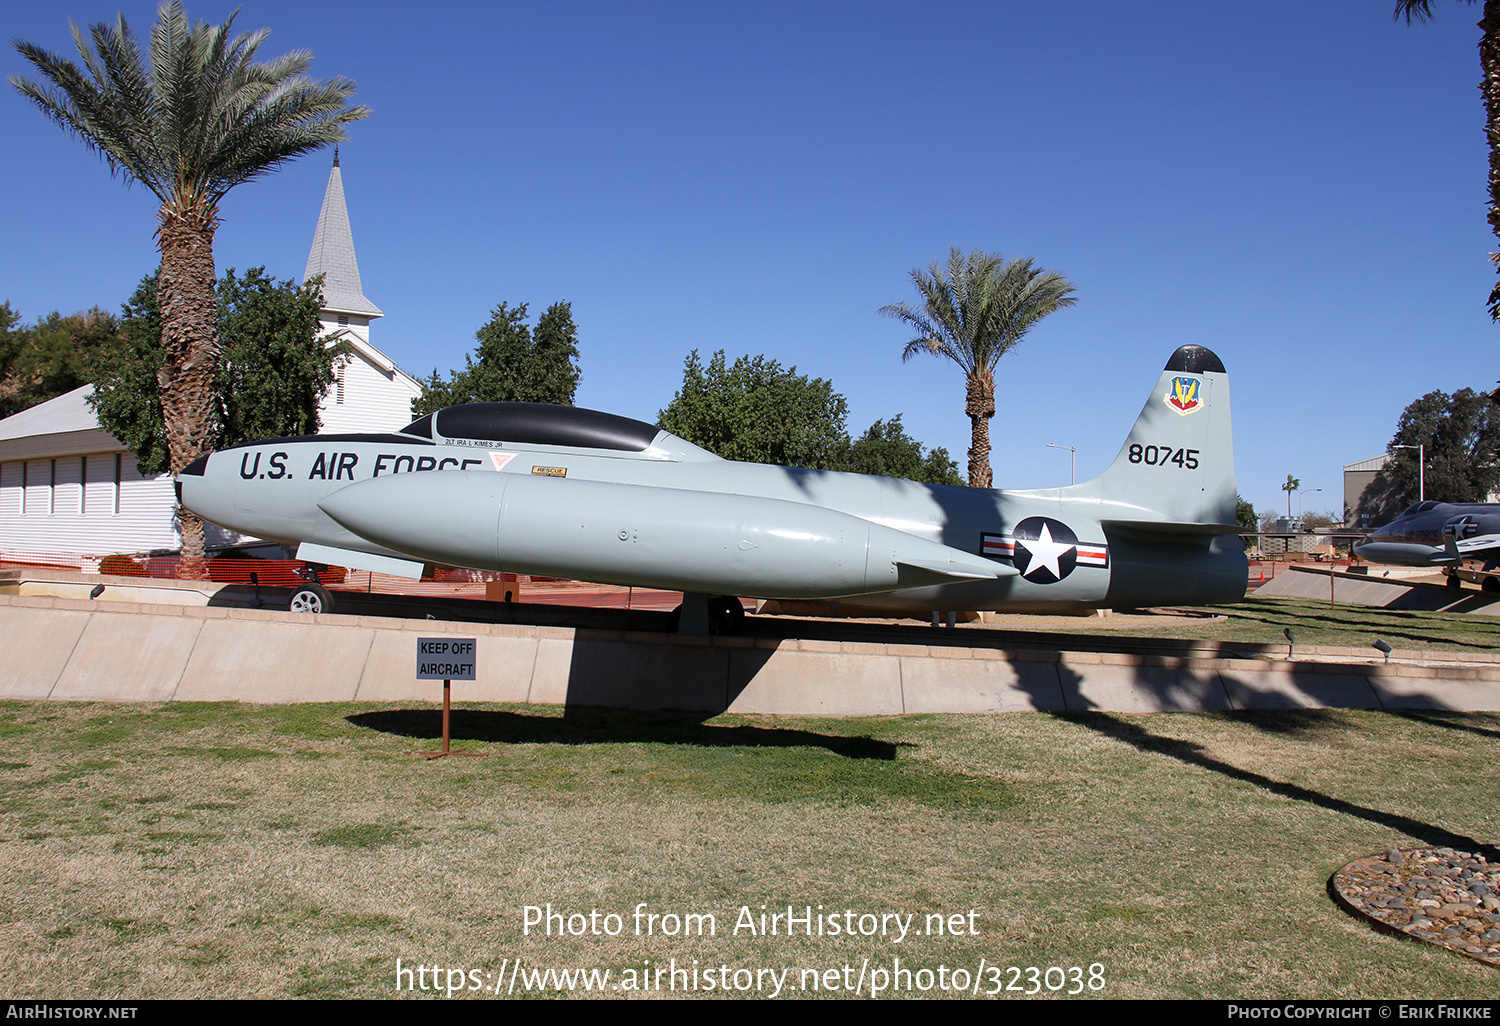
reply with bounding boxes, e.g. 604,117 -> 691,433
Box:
1334,848 -> 1500,968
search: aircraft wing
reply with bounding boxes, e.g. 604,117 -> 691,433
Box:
1455,534 -> 1500,557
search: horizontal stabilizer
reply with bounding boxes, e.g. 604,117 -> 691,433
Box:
296,541 -> 424,580
896,557 -> 1017,581
1101,519 -> 1245,538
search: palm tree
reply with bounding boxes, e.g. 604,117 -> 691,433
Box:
1395,1 -> 1500,318
11,3 -> 368,559
881,247 -> 1076,488
1282,474 -> 1301,519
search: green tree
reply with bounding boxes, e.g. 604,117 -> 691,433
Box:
11,3 -> 368,558
413,301 -> 581,417
91,275 -> 169,475
1235,494 -> 1258,532
831,416 -> 963,486
218,268 -> 347,445
0,305 -> 120,418
1387,387 -> 1500,503
1396,2 -> 1500,318
658,350 -> 849,468
531,302 -> 582,405
657,351 -> 958,483
0,304 -> 21,412
90,268 -> 345,475
881,248 -> 1076,488
1282,474 -> 1301,519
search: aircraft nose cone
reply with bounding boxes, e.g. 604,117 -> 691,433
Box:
175,453 -> 219,518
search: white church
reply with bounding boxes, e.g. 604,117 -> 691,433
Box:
0,155 -> 422,563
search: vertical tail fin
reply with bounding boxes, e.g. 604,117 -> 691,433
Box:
1083,345 -> 1238,526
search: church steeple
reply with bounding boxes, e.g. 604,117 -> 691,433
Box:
303,152 -> 382,318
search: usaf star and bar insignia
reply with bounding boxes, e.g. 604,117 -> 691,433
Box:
981,517 -> 1109,584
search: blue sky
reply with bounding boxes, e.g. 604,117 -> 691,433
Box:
3,0 -> 1495,517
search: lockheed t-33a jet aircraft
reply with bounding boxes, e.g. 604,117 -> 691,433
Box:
177,345 -> 1246,632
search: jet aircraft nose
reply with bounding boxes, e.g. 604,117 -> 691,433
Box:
175,452 -> 211,505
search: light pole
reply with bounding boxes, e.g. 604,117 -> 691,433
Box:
1047,443 -> 1076,485
1298,487 -> 1322,522
1392,444 -> 1425,502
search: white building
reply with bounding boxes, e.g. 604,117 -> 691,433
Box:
0,386 -> 180,562
304,150 -> 421,434
0,155 -> 422,562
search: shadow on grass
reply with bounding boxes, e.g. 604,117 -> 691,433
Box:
346,707 -> 910,761
1389,709 -> 1500,741
1054,711 -> 1499,859
1214,598 -> 1500,651
1211,709 -> 1353,737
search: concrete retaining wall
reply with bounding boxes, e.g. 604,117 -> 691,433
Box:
3,594 -> 1498,714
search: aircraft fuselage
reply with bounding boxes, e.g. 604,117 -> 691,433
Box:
177,347 -> 1249,614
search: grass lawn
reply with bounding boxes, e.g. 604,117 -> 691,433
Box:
0,699 -> 1495,999
982,595 -> 1500,654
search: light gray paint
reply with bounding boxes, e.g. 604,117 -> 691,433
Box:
178,347 -> 1247,613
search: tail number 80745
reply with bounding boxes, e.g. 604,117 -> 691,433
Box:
1128,445 -> 1199,470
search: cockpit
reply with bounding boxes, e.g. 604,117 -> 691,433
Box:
1397,500 -> 1442,519
401,403 -> 663,452
399,402 -> 721,462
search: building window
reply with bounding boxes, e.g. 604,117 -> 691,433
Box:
114,453 -> 121,515
0,462 -> 18,516
337,362 -> 346,404
79,455 -> 86,515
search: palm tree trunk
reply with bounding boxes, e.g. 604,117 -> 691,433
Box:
1481,1 -> 1500,317
156,205 -> 220,566
965,371 -> 995,488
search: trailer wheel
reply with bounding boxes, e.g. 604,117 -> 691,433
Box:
1447,573 -> 1462,590
1484,577 -> 1500,593
711,595 -> 746,635
288,582 -> 333,614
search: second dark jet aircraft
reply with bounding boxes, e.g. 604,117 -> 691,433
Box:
1354,500 -> 1500,586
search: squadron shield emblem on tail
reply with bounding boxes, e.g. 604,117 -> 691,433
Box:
1164,375 -> 1203,416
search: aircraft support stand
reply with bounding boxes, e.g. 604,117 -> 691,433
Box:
677,592 -> 712,636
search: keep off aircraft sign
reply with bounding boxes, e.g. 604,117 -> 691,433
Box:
417,637 -> 477,680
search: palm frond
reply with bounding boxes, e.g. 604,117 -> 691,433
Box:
882,246 -> 1074,377
11,0 -> 369,214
